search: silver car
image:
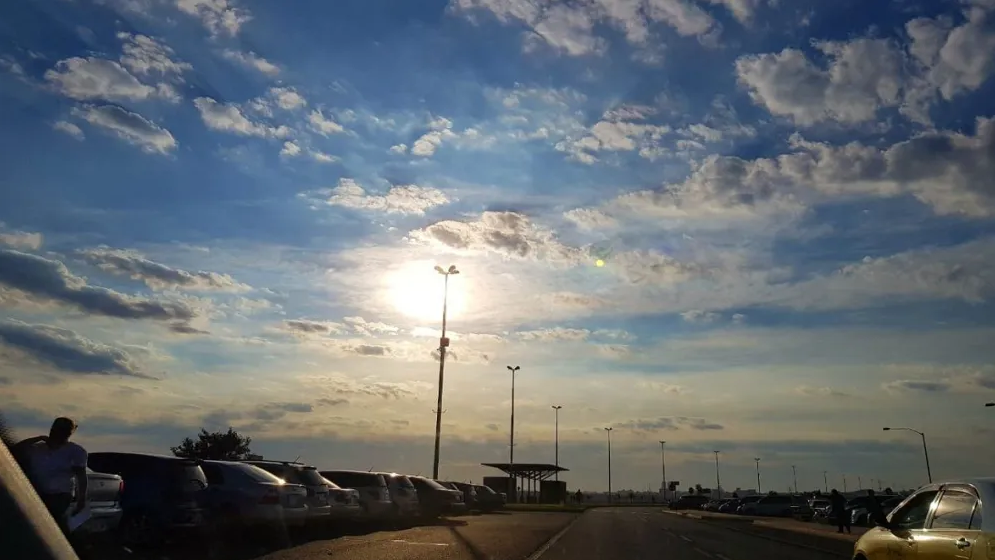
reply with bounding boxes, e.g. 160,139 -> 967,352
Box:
319,476 -> 364,521
69,468 -> 124,535
202,461 -> 308,528
379,473 -> 420,518
244,461 -> 332,523
320,470 -> 393,520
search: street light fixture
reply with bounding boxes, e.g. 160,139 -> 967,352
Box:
605,428 -> 613,502
431,264 -> 459,479
713,451 -> 722,499
552,405 -> 562,481
883,427 -> 932,483
754,458 -> 761,493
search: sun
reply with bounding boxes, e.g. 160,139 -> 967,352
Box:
385,260 -> 468,322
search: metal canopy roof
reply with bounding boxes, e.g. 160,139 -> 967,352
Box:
481,463 -> 568,481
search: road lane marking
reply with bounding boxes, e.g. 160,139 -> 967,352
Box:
526,512 -> 585,560
693,547 -> 713,557
680,535 -> 694,543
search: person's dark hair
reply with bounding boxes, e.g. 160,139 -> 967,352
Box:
48,417 -> 76,443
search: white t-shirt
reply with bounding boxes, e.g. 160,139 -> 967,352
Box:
29,442 -> 88,495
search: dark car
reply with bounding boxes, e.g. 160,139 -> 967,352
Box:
718,499 -> 741,513
670,495 -> 710,510
472,484 -> 505,512
87,452 -> 208,547
244,461 -> 332,524
443,481 -> 478,511
409,476 -> 465,518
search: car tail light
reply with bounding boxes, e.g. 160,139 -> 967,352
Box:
259,489 -> 281,505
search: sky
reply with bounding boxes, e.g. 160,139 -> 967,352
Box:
1,0 -> 995,495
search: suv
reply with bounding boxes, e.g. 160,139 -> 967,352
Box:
87,452 -> 208,547
377,472 -> 420,518
243,461 -> 331,523
320,470 -> 393,520
409,476 -> 465,518
671,495 -> 709,510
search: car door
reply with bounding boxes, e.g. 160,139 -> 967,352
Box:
917,486 -> 982,560
863,489 -> 939,560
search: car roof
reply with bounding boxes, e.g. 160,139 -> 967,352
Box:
244,460 -> 312,468
91,452 -> 198,462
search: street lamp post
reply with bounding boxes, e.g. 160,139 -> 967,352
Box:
883,427 -> 932,483
507,365 -> 520,500
605,428 -> 613,502
843,474 -> 847,493
659,441 -> 667,501
858,476 -> 863,490
431,265 -> 459,479
714,451 -> 722,499
552,405 -> 562,481
823,471 -> 828,493
791,465 -> 798,494
754,458 -> 761,494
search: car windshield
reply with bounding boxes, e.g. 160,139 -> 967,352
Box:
233,463 -> 285,484
3,0 -> 986,557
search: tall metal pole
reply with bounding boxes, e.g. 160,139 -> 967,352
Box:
605,428 -> 613,502
883,427 -> 932,483
754,458 -> 761,493
552,406 -> 562,481
432,266 -> 458,479
507,365 -> 519,501
792,465 -> 798,494
823,471 -> 828,493
713,451 -> 721,499
858,476 -> 863,490
659,441 -> 667,500
843,474 -> 847,493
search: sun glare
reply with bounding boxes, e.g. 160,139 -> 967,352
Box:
386,261 -> 468,321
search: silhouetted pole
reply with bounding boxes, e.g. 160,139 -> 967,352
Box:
431,265 -> 459,479
605,427 -> 613,502
714,451 -> 721,499
883,427 -> 932,483
507,365 -> 519,501
660,441 -> 667,500
552,405 -> 562,481
755,458 -> 761,493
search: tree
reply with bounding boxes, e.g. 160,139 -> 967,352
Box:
171,427 -> 252,460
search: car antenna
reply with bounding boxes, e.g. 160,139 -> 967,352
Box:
293,455 -> 301,464
368,466 -> 374,472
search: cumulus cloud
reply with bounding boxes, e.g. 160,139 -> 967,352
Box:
193,97 -> 290,138
72,105 -> 177,154
0,249 -> 195,322
45,57 -> 177,102
269,87 -> 306,110
251,401 -> 313,421
308,109 -> 345,135
616,416 -> 724,432
175,0 -> 250,36
303,178 -> 450,215
117,33 -> 192,78
221,50 -> 280,76
516,327 -> 592,341
681,310 -> 720,323
0,320 -> 153,378
78,247 -> 250,291
410,211 -> 584,263
411,117 -> 456,157
344,316 -> 400,336
319,377 -> 416,400
281,319 -> 347,335
53,121 -> 85,140
556,107 -> 671,163
0,227 -> 43,250
906,7 -> 995,102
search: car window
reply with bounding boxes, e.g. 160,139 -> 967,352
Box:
930,491 -> 978,530
393,476 -> 415,489
476,485 -> 496,495
295,467 -> 327,487
891,490 -> 939,530
971,505 -> 983,530
248,463 -> 287,479
320,476 -> 342,489
411,477 -> 447,491
322,471 -> 385,487
234,463 -> 285,484
175,461 -> 208,490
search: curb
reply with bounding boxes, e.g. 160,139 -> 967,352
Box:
662,510 -> 702,519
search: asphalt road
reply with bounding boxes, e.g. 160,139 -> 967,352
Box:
89,508 -> 856,560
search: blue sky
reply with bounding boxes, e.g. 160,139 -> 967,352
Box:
2,0 -> 995,493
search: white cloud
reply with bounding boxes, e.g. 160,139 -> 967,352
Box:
45,57 -> 176,102
304,178 -> 450,215
389,144 -> 408,155
0,227 -> 43,251
269,87 -> 306,110
175,0 -> 250,36
72,105 -> 177,154
280,141 -> 302,157
735,38 -> 905,126
310,151 -> 339,164
410,211 -> 584,263
906,7 -> 995,102
117,33 -> 192,77
308,109 -> 345,135
221,50 -> 280,76
78,247 -> 250,291
704,0 -> 762,24
193,97 -> 290,138
556,108 -> 671,163
410,117 -> 457,157
563,208 -> 617,230
681,310 -> 720,323
53,121 -> 85,140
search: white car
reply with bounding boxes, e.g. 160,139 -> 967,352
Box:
69,468 -> 124,535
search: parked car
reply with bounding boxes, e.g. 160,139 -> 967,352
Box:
718,499 -> 741,513
200,460 -> 308,529
853,480 -> 988,560
443,482 -> 478,511
472,484 -> 505,512
70,468 -> 124,535
320,470 -> 393,520
739,494 -> 805,517
377,472 -> 420,518
790,500 -> 815,521
735,495 -> 763,513
671,495 -> 709,510
318,475 -> 364,521
409,476 -> 465,518
850,495 -> 902,527
87,452 -> 208,547
243,461 -> 331,524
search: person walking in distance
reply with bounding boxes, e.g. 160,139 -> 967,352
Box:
14,417 -> 88,534
865,489 -> 890,529
829,489 -> 851,534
